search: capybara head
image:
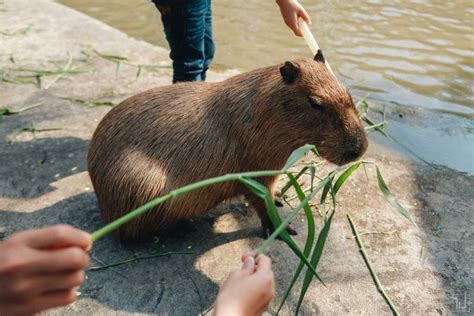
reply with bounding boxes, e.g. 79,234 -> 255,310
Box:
275,51 -> 368,165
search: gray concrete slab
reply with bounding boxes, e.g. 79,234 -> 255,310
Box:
0,1 -> 472,315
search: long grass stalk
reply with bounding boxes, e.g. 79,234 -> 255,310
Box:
91,170 -> 283,241
276,174 -> 316,314
347,214 -> 400,316
0,102 -> 41,117
88,251 -> 194,271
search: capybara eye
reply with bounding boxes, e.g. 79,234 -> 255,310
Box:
308,97 -> 325,112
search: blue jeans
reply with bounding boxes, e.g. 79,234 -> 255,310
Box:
153,0 -> 215,83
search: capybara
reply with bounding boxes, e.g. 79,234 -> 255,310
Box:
87,52 -> 368,240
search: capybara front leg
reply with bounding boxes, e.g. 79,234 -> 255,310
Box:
245,193 -> 273,238
274,197 -> 284,207
244,193 -> 297,238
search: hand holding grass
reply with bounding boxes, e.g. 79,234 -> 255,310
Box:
214,252 -> 275,316
0,225 -> 91,316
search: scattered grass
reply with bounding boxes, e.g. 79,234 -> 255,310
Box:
0,22 -> 35,36
44,54 -> 74,89
0,102 -> 41,120
88,251 -> 194,271
59,96 -> 117,107
348,214 -> 400,316
92,49 -> 171,79
347,230 -> 398,239
7,122 -> 62,142
1,57 -> 83,89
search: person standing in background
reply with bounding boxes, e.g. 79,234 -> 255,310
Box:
152,0 -> 311,83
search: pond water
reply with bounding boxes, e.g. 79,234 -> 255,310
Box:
58,0 -> 474,172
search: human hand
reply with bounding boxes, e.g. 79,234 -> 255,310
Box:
0,225 -> 92,316
276,0 -> 312,36
214,252 -> 275,316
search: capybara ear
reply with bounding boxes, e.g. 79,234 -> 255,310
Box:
280,61 -> 300,84
314,49 -> 325,63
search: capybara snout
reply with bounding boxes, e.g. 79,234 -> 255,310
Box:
88,55 -> 368,240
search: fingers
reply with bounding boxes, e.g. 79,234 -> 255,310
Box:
2,270 -> 85,304
33,289 -> 77,312
27,270 -> 85,297
13,289 -> 77,316
255,254 -> 272,273
29,247 -> 90,274
17,225 -> 92,251
241,256 -> 256,274
241,251 -> 255,262
298,8 -> 312,25
283,3 -> 312,37
0,289 -> 77,316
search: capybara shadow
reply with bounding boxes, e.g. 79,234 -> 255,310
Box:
87,53 -> 368,240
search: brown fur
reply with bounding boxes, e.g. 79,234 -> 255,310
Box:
87,59 -> 368,240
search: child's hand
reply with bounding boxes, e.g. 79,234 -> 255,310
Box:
276,0 -> 312,36
0,225 -> 92,316
214,252 -> 275,316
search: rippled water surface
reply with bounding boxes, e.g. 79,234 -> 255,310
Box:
58,0 -> 474,173
59,0 -> 473,116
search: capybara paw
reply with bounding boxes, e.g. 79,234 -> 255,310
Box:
262,224 -> 297,239
286,225 -> 298,235
274,198 -> 284,207
262,229 -> 271,239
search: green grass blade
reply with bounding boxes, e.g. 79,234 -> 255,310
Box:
283,144 -> 316,171
35,75 -> 42,89
239,176 -> 268,200
334,162 -> 361,193
295,209 -> 335,314
280,166 -> 309,196
375,166 -> 416,225
320,177 -> 333,205
277,174 -> 316,314
93,49 -> 129,62
348,214 -> 400,316
1,103 -> 41,116
247,176 -> 330,285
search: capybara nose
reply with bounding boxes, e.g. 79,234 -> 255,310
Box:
342,132 -> 368,163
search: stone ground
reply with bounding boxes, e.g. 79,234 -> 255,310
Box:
0,1 -> 472,315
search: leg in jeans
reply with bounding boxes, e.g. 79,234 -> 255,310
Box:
202,0 -> 215,81
156,0 -> 214,83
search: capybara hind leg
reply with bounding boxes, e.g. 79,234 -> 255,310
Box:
244,193 -> 297,238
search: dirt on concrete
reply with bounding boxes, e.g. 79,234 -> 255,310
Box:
0,1 -> 472,315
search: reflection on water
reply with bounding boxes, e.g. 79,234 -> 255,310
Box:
58,0 -> 473,117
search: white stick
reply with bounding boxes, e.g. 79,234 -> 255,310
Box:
298,19 -> 334,75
